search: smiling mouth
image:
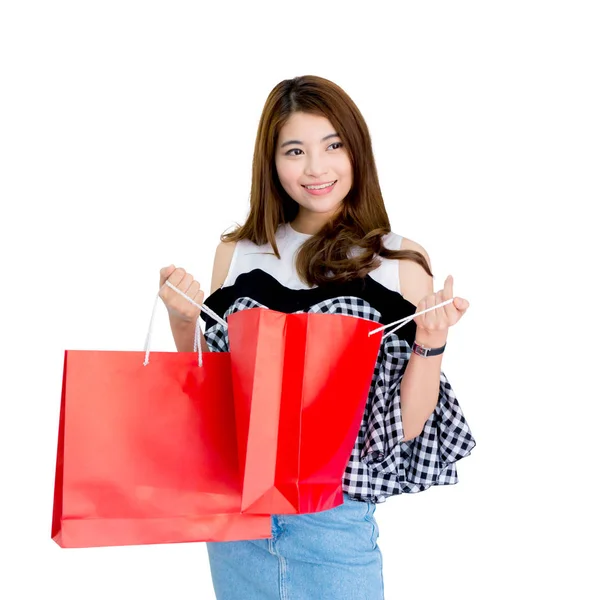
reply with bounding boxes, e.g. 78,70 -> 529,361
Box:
301,180 -> 337,190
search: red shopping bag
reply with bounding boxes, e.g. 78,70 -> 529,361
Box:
227,308 -> 383,515
52,350 -> 271,548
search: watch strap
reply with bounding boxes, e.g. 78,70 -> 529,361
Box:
412,341 -> 447,357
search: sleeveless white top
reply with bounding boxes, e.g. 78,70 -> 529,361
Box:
222,222 -> 404,293
202,221 -> 477,504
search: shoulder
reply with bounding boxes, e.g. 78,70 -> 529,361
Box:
210,240 -> 238,294
381,230 -> 403,250
400,237 -> 431,265
397,237 -> 433,307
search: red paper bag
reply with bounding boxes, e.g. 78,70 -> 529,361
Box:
52,350 -> 271,548
227,308 -> 383,515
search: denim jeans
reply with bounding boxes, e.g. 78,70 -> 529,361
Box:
206,493 -> 384,599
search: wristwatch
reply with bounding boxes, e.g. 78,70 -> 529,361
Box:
412,341 -> 447,357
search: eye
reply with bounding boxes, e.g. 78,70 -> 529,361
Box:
285,142 -> 344,156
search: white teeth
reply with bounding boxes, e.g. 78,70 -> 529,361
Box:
305,181 -> 335,190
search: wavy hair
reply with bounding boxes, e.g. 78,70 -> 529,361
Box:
220,75 -> 432,287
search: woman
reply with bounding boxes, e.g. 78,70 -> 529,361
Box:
159,75 -> 475,599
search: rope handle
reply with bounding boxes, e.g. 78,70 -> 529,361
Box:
143,281 -> 227,367
368,298 -> 454,339
146,279 -> 454,364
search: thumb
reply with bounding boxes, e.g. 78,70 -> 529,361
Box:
454,297 -> 469,312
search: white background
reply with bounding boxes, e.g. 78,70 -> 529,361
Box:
1,1 -> 594,598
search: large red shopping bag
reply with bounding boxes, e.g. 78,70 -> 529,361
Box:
227,308 -> 383,515
52,349 -> 272,548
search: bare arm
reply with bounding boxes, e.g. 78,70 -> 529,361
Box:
397,239 -> 446,441
209,240 -> 237,295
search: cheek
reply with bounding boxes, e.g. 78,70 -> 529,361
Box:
338,157 -> 353,182
277,162 -> 301,188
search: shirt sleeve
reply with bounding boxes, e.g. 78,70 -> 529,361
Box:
360,336 -> 476,492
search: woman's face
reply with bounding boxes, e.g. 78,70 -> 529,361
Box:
275,112 -> 353,224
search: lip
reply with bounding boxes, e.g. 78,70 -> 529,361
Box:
301,180 -> 337,196
301,180 -> 337,188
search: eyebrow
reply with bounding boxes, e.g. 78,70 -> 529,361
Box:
280,133 -> 341,148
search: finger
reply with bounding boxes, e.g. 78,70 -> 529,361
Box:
195,288 -> 205,308
417,296 -> 428,312
443,275 -> 454,299
186,280 -> 204,303
434,288 -> 448,322
454,297 -> 470,312
179,273 -> 195,294
415,296 -> 427,328
166,267 -> 187,288
159,264 -> 176,287
444,296 -> 460,323
423,293 -> 437,329
178,281 -> 204,316
160,269 -> 191,306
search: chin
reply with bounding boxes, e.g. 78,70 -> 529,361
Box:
289,189 -> 346,216
306,205 -> 343,219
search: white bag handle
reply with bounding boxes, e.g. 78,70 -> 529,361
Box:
145,280 -> 453,364
368,299 -> 454,339
143,281 -> 227,367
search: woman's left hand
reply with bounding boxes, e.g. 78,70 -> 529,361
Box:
414,275 -> 469,346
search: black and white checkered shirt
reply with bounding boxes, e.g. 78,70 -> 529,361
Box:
201,270 -> 476,504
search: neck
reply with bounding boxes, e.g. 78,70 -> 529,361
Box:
291,209 -> 338,235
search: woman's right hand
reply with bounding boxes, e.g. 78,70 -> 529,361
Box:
159,265 -> 205,323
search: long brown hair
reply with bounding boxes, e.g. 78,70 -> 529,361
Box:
221,75 -> 432,287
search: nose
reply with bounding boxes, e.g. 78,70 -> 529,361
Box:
304,154 -> 328,178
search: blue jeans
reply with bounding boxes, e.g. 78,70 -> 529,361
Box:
206,493 -> 384,599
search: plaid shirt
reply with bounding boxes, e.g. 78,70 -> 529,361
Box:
202,286 -> 476,504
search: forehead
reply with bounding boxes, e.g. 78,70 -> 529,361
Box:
278,112 -> 335,139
